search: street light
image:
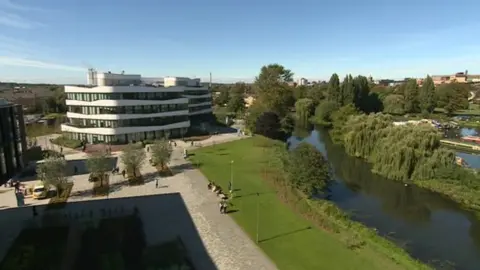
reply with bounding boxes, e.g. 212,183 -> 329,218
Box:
230,160 -> 234,195
256,192 -> 260,243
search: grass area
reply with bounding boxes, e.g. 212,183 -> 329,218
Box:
92,175 -> 110,197
0,226 -> 69,270
25,123 -> 60,138
190,137 -> 427,270
46,182 -> 74,210
51,135 -> 83,149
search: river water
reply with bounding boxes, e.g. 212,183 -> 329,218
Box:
287,128 -> 480,270
444,127 -> 480,169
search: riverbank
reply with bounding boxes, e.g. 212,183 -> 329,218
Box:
190,137 -> 428,270
328,112 -> 480,214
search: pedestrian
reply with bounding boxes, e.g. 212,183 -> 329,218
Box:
155,179 -> 159,188
191,141 -> 194,146
219,201 -> 224,214
74,166 -> 78,175
174,141 -> 177,147
122,170 -> 126,179
60,146 -> 63,153
147,146 -> 149,152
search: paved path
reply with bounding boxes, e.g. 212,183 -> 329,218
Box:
3,133 -> 277,270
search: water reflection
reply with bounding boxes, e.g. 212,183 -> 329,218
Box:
288,128 -> 480,270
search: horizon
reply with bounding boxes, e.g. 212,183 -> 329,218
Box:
0,0 -> 479,84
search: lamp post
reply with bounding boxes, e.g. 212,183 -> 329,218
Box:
230,160 -> 234,195
256,192 -> 260,243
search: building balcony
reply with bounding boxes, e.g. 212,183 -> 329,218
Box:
66,110 -> 189,120
61,120 -> 190,135
65,98 -> 188,107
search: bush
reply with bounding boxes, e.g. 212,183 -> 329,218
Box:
51,136 -> 83,149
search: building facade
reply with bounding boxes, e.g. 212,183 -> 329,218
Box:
61,71 -> 213,144
0,99 -> 27,184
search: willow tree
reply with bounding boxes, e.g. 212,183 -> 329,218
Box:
294,98 -> 315,125
150,139 -> 173,171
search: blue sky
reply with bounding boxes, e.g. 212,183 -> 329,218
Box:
0,0 -> 479,84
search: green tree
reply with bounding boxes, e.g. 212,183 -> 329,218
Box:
294,98 -> 315,124
442,83 -> 470,115
306,84 -> 327,104
254,64 -> 294,117
255,112 -> 284,140
86,151 -> 112,187
245,101 -> 265,133
327,73 -> 341,105
227,93 -> 246,115
313,101 -> 338,125
383,94 -> 406,115
285,143 -> 330,195
150,139 -> 173,171
403,79 -> 420,113
293,85 -> 308,101
353,75 -> 371,112
330,104 -> 360,142
36,157 -> 68,197
121,143 -> 146,178
214,88 -> 229,106
419,76 -> 436,114
340,74 -> 355,106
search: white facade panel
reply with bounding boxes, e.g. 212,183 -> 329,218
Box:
183,94 -> 212,99
66,110 -> 189,120
65,85 -> 185,93
189,108 -> 213,116
65,98 -> 188,107
188,102 -> 212,108
61,120 -> 190,135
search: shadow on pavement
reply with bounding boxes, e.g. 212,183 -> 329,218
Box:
0,193 -> 218,270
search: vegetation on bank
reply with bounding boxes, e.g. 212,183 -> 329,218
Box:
328,109 -> 480,212
190,137 -> 428,270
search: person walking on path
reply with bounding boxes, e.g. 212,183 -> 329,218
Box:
122,170 -> 126,179
60,147 -> 63,154
155,179 -> 159,188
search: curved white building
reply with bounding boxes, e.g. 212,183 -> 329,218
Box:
61,71 -> 213,143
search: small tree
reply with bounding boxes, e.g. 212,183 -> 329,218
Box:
121,143 -> 146,178
151,139 -> 173,171
86,151 -> 112,187
36,157 -> 68,197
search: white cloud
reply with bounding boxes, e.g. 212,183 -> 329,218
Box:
0,11 -> 43,29
0,0 -> 47,12
0,56 -> 84,72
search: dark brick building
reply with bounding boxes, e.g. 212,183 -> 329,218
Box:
0,99 -> 27,184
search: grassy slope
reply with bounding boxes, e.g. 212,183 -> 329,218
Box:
190,137 -> 423,270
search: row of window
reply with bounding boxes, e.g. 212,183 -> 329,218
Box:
63,127 -> 188,144
67,104 -> 188,115
184,90 -> 211,96
189,98 -> 211,104
66,116 -> 189,128
66,92 -> 183,102
189,105 -> 213,112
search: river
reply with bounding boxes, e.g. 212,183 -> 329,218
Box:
287,128 -> 480,270
444,127 -> 480,169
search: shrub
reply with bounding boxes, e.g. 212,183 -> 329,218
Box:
51,136 -> 83,149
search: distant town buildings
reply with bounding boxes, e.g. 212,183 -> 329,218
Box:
61,70 -> 212,144
0,99 -> 27,185
431,70 -> 480,85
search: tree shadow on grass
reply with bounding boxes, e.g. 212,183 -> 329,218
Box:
259,226 -> 312,243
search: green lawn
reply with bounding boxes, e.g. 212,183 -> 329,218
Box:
190,137 -> 422,270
